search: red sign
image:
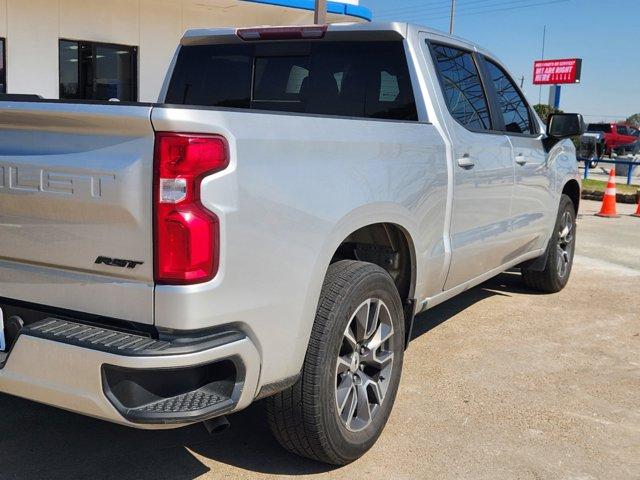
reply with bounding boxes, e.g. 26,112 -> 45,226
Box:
533,58 -> 582,85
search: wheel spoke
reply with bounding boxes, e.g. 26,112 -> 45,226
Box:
353,300 -> 371,342
343,386 -> 358,427
366,300 -> 382,341
371,349 -> 394,369
355,382 -> 372,425
365,319 -> 393,352
362,372 -> 384,404
336,375 -> 355,414
343,328 -> 358,353
336,355 -> 352,375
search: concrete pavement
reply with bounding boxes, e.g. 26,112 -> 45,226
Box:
0,200 -> 637,480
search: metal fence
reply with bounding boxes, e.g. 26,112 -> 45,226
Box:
579,158 -> 639,185
578,135 -> 638,185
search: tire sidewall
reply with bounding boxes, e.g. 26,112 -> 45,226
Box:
316,268 -> 405,463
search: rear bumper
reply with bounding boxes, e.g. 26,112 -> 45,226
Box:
0,318 -> 260,429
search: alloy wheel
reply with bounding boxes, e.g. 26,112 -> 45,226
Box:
556,210 -> 575,278
335,298 -> 395,432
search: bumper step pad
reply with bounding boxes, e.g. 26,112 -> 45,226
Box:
124,390 -> 235,424
24,318 -> 170,355
139,391 -> 229,414
21,317 -> 245,357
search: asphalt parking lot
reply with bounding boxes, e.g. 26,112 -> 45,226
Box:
0,199 -> 637,480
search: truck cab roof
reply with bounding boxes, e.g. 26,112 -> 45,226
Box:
181,21 -> 483,52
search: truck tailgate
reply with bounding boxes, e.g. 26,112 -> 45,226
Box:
0,102 -> 155,323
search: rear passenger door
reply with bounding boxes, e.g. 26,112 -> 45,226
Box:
481,57 -> 552,253
424,40 -> 515,290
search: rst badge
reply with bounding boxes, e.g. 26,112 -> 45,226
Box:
95,256 -> 144,269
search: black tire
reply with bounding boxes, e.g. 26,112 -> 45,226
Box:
522,194 -> 576,293
266,260 -> 405,465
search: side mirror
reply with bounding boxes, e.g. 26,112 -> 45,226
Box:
547,113 -> 585,138
544,113 -> 585,151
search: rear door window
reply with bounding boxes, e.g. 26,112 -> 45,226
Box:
429,43 -> 492,131
165,41 -> 418,121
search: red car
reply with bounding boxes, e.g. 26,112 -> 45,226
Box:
586,123 -> 639,154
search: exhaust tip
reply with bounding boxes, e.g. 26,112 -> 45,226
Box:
203,416 -> 230,435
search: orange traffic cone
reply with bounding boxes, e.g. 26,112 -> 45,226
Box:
595,169 -> 620,218
632,194 -> 640,218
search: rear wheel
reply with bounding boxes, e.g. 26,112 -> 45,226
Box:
522,194 -> 576,293
266,260 -> 405,465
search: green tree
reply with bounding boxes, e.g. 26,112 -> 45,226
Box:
626,113 -> 640,128
533,104 -> 563,122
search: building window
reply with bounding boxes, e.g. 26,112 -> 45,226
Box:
59,40 -> 137,101
0,38 -> 6,94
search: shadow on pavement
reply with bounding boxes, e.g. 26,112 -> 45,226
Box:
0,272 -> 532,479
411,270 -> 532,341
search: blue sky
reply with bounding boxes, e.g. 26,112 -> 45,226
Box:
360,0 -> 639,122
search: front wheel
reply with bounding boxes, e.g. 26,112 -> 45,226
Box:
266,260 -> 405,465
522,194 -> 576,293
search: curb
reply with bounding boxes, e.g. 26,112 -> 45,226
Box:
582,189 -> 639,204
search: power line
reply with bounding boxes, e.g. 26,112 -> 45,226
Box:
377,0 -> 569,23
376,0 -> 537,16
375,0 -> 456,16
434,1 -> 569,20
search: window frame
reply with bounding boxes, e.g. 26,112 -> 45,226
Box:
478,54 -> 540,137
0,37 -> 6,94
58,39 -> 139,102
426,40 -> 501,135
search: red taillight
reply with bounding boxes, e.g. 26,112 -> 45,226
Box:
236,25 -> 327,41
154,133 -> 229,284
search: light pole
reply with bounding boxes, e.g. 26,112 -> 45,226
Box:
314,0 -> 327,24
449,0 -> 456,34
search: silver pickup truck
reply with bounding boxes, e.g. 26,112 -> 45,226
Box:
0,22 -> 583,465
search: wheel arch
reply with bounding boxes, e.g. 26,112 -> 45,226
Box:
320,214 -> 419,348
562,179 -> 581,214
288,206 -> 420,391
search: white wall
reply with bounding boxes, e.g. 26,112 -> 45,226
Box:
0,0 -> 365,102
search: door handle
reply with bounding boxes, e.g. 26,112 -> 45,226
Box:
515,154 -> 528,166
457,154 -> 475,170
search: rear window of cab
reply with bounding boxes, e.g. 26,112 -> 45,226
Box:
165,41 -> 418,121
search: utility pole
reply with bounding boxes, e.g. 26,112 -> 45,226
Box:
538,25 -> 546,104
314,0 -> 327,24
449,0 -> 456,34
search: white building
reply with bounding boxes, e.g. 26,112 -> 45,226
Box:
0,0 -> 370,102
